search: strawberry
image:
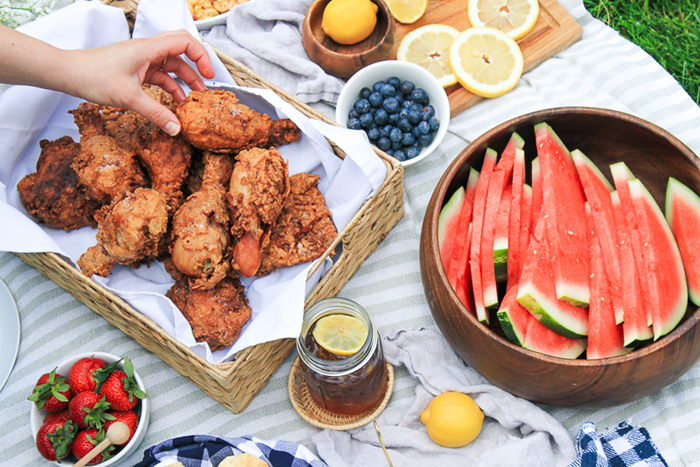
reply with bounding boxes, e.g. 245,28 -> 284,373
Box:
99,358 -> 146,411
43,409 -> 71,425
69,357 -> 120,393
35,418 -> 78,462
68,391 -> 114,430
104,410 -> 139,445
28,368 -> 73,413
72,428 -> 116,465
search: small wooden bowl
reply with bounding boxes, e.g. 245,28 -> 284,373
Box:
420,107 -> 700,408
302,0 -> 396,79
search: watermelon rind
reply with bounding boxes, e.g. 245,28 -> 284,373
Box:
498,288 -> 526,347
666,177 -> 700,306
438,187 -> 465,251
516,286 -> 589,339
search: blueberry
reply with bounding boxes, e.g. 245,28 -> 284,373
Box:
424,105 -> 436,118
406,146 -> 421,159
398,118 -> 413,133
412,126 -> 422,138
348,109 -> 360,119
411,88 -> 429,105
359,113 -> 374,128
399,80 -> 415,95
418,133 -> 434,146
367,127 -> 380,141
380,124 -> 393,138
401,133 -> 415,146
380,84 -> 396,97
394,149 -> 407,161
387,77 -> 401,88
391,140 -> 403,150
388,113 -> 400,126
382,97 -> 399,114
401,100 -> 412,109
375,108 -> 389,125
386,149 -> 395,156
389,128 -> 403,143
407,109 -> 422,125
373,81 -> 386,93
398,108 -> 409,120
410,102 -> 423,112
417,120 -> 431,134
369,92 -> 383,107
377,137 -> 391,151
359,87 -> 372,99
428,116 -> 440,132
347,117 -> 361,129
354,98 -> 371,114
395,93 -> 405,105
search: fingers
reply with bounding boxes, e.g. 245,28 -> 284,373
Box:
159,55 -> 208,95
147,70 -> 188,102
127,89 -> 182,136
155,30 -> 216,80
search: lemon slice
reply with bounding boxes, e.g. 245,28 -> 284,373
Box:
449,27 -> 524,98
467,0 -> 540,40
385,0 -> 428,24
312,314 -> 368,356
396,24 -> 460,87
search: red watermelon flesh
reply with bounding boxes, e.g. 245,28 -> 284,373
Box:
530,157 -> 542,229
494,183 -> 512,283
611,191 -> 652,346
586,202 -> 630,359
507,147 -> 526,287
453,223 -> 475,314
519,184 -> 533,285
481,135 -> 522,310
469,148 -> 498,323
666,177 -> 700,306
523,306 -> 587,359
446,167 -> 479,291
535,123 -> 590,307
438,186 -> 465,272
498,286 -> 529,346
573,149 -> 624,324
628,178 -> 687,340
516,212 -> 589,339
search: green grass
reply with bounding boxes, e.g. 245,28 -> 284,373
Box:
584,0 -> 700,105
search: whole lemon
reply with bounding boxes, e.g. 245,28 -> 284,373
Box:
420,392 -> 484,448
322,0 -> 378,45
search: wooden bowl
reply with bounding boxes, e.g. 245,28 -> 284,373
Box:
302,0 -> 395,79
420,107 -> 700,408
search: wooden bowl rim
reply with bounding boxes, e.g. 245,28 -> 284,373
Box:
426,106 -> 700,368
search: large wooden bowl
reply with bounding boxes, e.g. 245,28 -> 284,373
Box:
302,0 -> 395,79
420,107 -> 700,408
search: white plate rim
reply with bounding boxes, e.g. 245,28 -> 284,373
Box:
194,10 -> 231,30
0,277 -> 20,392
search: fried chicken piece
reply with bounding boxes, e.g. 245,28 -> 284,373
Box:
170,152 -> 232,289
166,274 -> 252,351
17,136 -> 100,231
77,188 -> 169,277
72,135 -> 148,204
176,89 -> 301,153
69,102 -> 105,137
258,173 -> 337,276
227,147 -> 290,277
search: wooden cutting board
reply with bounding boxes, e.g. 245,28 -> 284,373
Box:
390,0 -> 583,118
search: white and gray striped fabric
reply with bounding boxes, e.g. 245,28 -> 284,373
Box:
2,0 -> 700,465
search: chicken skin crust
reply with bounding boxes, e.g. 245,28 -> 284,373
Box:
166,274 -> 252,351
17,136 -> 100,231
176,89 -> 301,153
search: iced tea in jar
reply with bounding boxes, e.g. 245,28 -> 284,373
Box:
296,297 -> 387,416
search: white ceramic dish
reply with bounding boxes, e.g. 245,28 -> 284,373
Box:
0,278 -> 20,392
194,10 -> 231,30
30,352 -> 149,466
336,60 -> 451,167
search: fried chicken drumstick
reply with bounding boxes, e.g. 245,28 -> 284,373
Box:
176,89 -> 301,153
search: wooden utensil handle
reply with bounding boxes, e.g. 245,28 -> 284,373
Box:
73,438 -> 111,467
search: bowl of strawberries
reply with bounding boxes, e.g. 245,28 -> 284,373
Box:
29,352 -> 149,465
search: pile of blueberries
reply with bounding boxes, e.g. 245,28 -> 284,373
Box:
346,77 -> 440,162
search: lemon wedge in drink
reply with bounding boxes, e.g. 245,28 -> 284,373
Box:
467,0 -> 540,40
312,314 -> 368,356
449,27 -> 524,98
397,24 -> 460,87
385,0 -> 428,24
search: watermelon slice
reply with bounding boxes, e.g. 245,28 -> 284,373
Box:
446,168 -> 480,299
628,178 -> 687,340
530,157 -> 541,230
438,186 -> 465,272
572,150 -> 624,324
494,183 -> 512,283
666,177 -> 700,306
481,135 -> 523,310
611,191 -> 652,347
586,202 -> 630,359
469,149 -> 498,323
535,123 -> 590,307
452,223 -> 475,313
519,184 -> 532,283
506,145 -> 526,287
516,213 -> 589,339
523,313 -> 588,359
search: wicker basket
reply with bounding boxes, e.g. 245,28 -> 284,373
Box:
15,48 -> 404,414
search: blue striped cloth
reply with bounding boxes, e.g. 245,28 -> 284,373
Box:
135,435 -> 328,467
569,421 -> 668,467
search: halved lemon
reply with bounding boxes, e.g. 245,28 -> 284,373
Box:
396,24 -> 460,87
467,0 -> 540,40
385,0 -> 428,24
312,314 -> 368,356
449,27 -> 524,98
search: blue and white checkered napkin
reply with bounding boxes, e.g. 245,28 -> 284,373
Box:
134,434 -> 328,467
568,421 -> 668,467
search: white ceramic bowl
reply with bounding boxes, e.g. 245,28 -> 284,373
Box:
336,60 -> 451,167
194,11 -> 231,30
30,352 -> 150,466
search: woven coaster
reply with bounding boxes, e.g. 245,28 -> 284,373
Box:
288,357 -> 394,430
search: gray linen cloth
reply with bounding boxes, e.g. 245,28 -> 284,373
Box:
201,0 -> 345,105
311,328 -> 577,466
